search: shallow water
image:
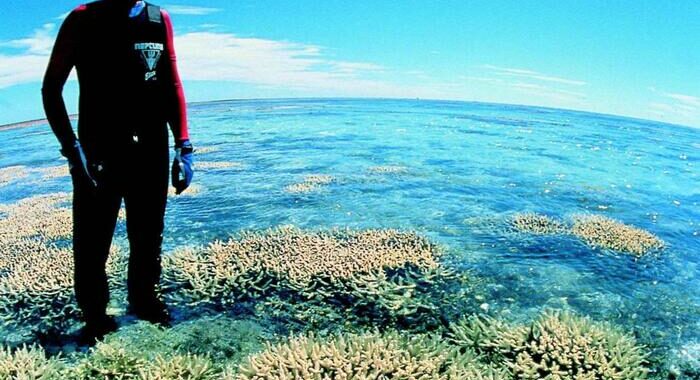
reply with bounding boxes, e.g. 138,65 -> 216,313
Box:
1,98 -> 698,370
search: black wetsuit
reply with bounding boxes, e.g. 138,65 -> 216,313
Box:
42,0 -> 189,324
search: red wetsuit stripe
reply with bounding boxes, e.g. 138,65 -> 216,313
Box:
41,5 -> 86,149
162,9 -> 189,142
42,4 -> 189,149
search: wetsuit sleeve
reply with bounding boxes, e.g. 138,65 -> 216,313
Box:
161,9 -> 189,144
41,6 -> 83,151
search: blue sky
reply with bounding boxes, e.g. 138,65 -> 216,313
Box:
1,0 -> 699,128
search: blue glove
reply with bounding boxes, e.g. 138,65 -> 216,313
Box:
172,139 -> 194,194
61,140 -> 97,188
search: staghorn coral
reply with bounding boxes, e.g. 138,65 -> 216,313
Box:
283,182 -> 320,194
284,174 -> 334,193
161,226 -> 440,306
448,311 -> 649,379
0,242 -> 126,333
571,214 -> 664,256
66,342 -> 219,380
0,344 -> 65,379
168,183 -> 204,197
509,212 -> 567,235
197,161 -> 246,170
367,165 -> 408,174
0,193 -> 73,243
0,165 -> 28,187
237,330 -> 505,380
33,165 -> 70,180
61,316 -> 267,379
0,194 -> 128,334
195,146 -> 221,155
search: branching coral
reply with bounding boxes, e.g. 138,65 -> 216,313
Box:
448,311 -> 649,379
237,330 -> 506,380
36,165 -> 70,180
161,226 -> 465,331
162,226 -> 440,306
197,161 -> 246,170
0,165 -> 28,187
509,213 -> 567,235
0,345 -> 65,379
168,183 -> 204,197
367,165 -> 408,174
0,194 -> 127,334
571,214 -> 664,256
284,174 -> 334,193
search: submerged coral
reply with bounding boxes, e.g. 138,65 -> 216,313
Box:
509,212 -> 567,235
162,226 -> 439,303
0,165 -> 28,187
448,311 -> 649,379
161,226 -> 467,331
367,165 -> 408,174
571,214 -> 664,256
0,345 -> 65,379
237,330 -> 506,380
36,165 -> 70,180
168,183 -> 203,197
0,194 -> 127,334
197,161 -> 246,170
284,174 -> 334,194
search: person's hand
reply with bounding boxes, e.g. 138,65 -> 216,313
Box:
172,139 -> 194,194
61,140 -> 97,188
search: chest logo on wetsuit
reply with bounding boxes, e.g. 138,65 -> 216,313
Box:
134,42 -> 163,81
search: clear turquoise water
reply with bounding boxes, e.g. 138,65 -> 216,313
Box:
1,98 -> 698,363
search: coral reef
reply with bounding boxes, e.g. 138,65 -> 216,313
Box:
509,212 -> 566,235
161,226 -> 473,331
0,194 -> 127,334
195,146 -> 221,155
571,214 -> 664,256
197,161 -> 246,170
0,345 -> 65,379
448,311 -> 649,379
0,165 -> 28,187
168,183 -> 203,197
162,226 -> 439,304
237,330 -> 506,380
367,165 -> 408,174
37,165 -> 70,180
284,174 -> 334,193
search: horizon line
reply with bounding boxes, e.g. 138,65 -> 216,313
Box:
1,96 -> 697,131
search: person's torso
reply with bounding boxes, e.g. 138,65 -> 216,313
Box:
74,0 -> 170,158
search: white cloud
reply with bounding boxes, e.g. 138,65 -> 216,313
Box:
0,23 -> 55,55
0,24 -> 57,89
174,32 -> 404,96
483,64 -> 587,86
163,5 -> 221,15
647,90 -> 700,127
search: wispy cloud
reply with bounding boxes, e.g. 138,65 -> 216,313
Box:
647,89 -> 700,126
174,32 -> 402,96
0,24 -> 57,89
0,23 -> 55,55
483,64 -> 587,86
463,66 -> 588,107
163,5 -> 222,16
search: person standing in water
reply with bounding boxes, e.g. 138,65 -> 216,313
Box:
42,0 -> 193,343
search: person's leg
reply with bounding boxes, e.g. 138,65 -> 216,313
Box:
124,140 -> 170,323
72,162 -> 122,335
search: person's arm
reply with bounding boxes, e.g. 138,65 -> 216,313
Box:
161,9 -> 189,146
42,5 -> 85,151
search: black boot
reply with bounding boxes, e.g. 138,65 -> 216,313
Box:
128,297 -> 171,327
78,315 -> 118,346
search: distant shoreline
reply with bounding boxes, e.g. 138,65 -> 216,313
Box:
0,114 -> 78,131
